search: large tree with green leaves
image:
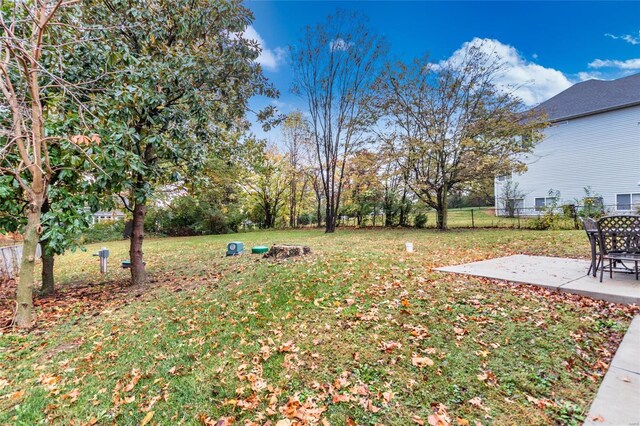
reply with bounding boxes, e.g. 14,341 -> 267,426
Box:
1,140 -> 103,296
86,0 -> 277,285
373,44 -> 548,230
0,0 -> 100,327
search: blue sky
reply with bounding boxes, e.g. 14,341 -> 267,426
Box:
244,1 -> 640,141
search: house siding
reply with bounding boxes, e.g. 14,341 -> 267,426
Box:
495,104 -> 640,213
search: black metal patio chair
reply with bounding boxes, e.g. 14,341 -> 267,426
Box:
596,215 -> 640,282
581,217 -> 599,276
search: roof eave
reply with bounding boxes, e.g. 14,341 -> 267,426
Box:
548,100 -> 640,123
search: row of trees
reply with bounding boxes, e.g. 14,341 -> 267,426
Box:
1,4 -> 547,329
290,11 -> 548,233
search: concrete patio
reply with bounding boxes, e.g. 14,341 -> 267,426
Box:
435,254 -> 640,305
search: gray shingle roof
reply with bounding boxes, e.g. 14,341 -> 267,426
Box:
535,73 -> 640,122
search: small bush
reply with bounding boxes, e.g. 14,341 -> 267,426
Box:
298,213 -> 314,226
530,189 -> 563,230
577,187 -> 606,219
529,213 -> 560,230
81,220 -> 125,243
414,213 -> 428,228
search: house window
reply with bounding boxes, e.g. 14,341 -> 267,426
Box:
535,197 -> 557,211
503,198 -> 524,215
616,193 -> 640,211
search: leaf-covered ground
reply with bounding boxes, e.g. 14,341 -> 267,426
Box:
1,229 -> 637,425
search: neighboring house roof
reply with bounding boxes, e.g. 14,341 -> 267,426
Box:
535,73 -> 640,122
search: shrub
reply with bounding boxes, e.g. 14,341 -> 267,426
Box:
529,213 -> 561,230
144,196 -> 245,236
414,213 -> 428,228
530,189 -> 563,230
298,213 -> 314,226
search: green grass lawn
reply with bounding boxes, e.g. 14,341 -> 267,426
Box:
0,228 -> 635,425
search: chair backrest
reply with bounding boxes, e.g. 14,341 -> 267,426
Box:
581,217 -> 598,233
597,215 -> 640,254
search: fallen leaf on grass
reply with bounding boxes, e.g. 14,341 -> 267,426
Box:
140,411 -> 154,426
278,340 -> 299,353
412,355 -> 434,368
367,400 -> 381,413
468,396 -> 488,412
526,394 -> 555,409
7,389 -> 25,400
428,403 -> 452,425
427,413 -> 449,426
351,384 -> 369,396
411,415 -> 425,425
380,341 -> 402,353
332,394 -> 351,403
124,369 -> 142,392
62,388 -> 80,403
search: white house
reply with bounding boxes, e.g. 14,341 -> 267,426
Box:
495,73 -> 640,215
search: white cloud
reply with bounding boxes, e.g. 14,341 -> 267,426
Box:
330,38 -> 352,52
576,71 -> 604,81
605,31 -> 640,45
588,58 -> 640,70
243,25 -> 286,71
441,38 -> 572,105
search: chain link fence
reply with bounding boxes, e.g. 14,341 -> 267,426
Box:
336,204 -> 627,230
417,204 -> 624,230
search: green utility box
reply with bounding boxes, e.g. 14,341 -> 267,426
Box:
251,246 -> 269,254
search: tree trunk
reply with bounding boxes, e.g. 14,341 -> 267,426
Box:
264,200 -> 273,229
40,197 -> 54,295
16,202 -> 41,328
325,202 -> 335,233
399,189 -> 408,227
316,198 -> 322,228
289,180 -> 297,228
41,252 -> 54,296
436,191 -> 448,231
129,201 -> 147,286
384,200 -> 394,227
